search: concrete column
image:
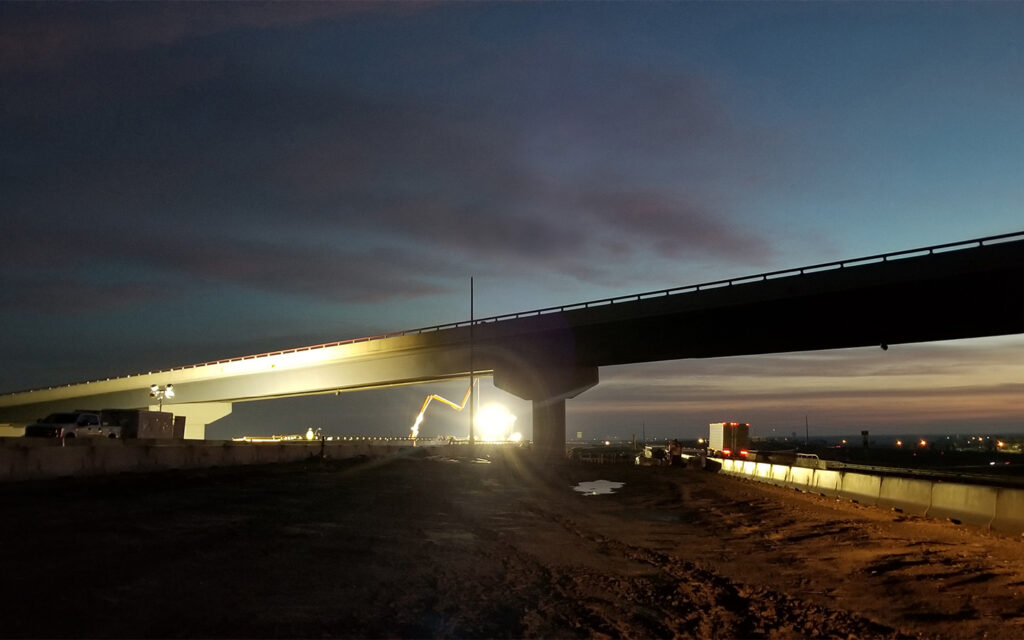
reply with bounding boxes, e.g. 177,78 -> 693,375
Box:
493,364 -> 598,461
150,402 -> 233,440
532,398 -> 567,462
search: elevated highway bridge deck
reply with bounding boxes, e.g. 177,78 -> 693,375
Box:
3,231 -> 1024,455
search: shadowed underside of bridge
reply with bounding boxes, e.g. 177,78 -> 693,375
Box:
2,234 -> 1024,456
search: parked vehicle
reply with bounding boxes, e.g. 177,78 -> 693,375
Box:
23,408 -> 183,440
24,411 -> 120,439
634,446 -> 668,466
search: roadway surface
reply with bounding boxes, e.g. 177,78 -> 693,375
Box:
1,450 -> 1022,638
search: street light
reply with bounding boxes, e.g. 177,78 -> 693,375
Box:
149,384 -> 174,411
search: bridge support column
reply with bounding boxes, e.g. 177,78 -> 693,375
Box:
532,398 -> 567,461
493,364 -> 598,462
154,402 -> 233,440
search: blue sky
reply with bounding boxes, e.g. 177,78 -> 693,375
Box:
2,2 -> 1022,441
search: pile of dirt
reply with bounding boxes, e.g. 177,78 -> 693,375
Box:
0,448 -> 1021,638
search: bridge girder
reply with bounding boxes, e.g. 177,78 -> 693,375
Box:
2,236 -> 1024,458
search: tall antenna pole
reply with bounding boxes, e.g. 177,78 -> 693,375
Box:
469,277 -> 475,445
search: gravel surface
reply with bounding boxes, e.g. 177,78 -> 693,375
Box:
1,447 -> 1022,638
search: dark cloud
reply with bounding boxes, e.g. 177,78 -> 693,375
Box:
0,275 -> 167,313
0,2 -> 407,72
0,230 -> 458,312
575,190 -> 771,261
2,3 -> 778,314
142,236 -> 459,304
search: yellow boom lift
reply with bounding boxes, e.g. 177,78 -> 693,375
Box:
410,385 -> 472,439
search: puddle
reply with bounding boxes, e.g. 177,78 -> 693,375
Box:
573,480 -> 625,496
424,456 -> 491,464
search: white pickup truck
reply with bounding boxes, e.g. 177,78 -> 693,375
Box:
24,411 -> 121,439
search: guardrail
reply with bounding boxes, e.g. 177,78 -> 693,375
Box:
9,229 -> 1024,395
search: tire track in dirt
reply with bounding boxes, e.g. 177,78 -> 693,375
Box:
649,470 -> 1024,638
508,501 -> 912,639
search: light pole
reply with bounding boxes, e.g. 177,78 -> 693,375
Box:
149,384 -> 174,412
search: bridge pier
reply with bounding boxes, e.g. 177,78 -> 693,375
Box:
493,364 -> 598,462
531,398 -> 567,461
156,402 -> 233,440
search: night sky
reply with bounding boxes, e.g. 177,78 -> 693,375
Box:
3,2 -> 1023,441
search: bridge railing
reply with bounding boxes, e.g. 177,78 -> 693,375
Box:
10,230 -> 1024,392
389,229 -> 1024,330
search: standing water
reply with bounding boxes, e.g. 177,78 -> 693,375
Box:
572,480 -> 624,496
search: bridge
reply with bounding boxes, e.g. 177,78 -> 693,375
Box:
3,231 -> 1024,457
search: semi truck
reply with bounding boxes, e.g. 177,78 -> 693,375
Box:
709,421 -> 750,457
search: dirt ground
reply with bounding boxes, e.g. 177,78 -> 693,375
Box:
1,447 -> 1023,639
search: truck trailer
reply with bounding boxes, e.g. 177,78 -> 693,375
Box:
101,409 -> 184,439
709,421 -> 750,456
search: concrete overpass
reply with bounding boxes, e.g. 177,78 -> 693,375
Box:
2,231 -> 1024,455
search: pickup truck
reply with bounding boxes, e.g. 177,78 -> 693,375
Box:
23,411 -> 121,439
634,445 -> 668,466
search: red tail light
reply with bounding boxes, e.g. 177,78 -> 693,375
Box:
739,449 -> 749,457
721,448 -> 732,457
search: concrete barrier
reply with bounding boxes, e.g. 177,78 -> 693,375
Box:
148,444 -> 195,470
992,488 -> 1024,535
92,445 -> 136,475
768,464 -> 790,487
709,455 -> 1024,536
878,476 -> 932,515
838,472 -> 882,505
0,447 -> 16,478
754,462 -> 772,480
0,440 -> 406,482
787,466 -> 814,491
811,469 -> 842,496
40,447 -> 88,477
193,443 -> 224,468
0,447 -> 29,479
928,483 -> 999,528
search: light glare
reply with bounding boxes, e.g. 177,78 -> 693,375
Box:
474,403 -> 516,441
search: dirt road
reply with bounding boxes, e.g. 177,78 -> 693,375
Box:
1,448 -> 1022,638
